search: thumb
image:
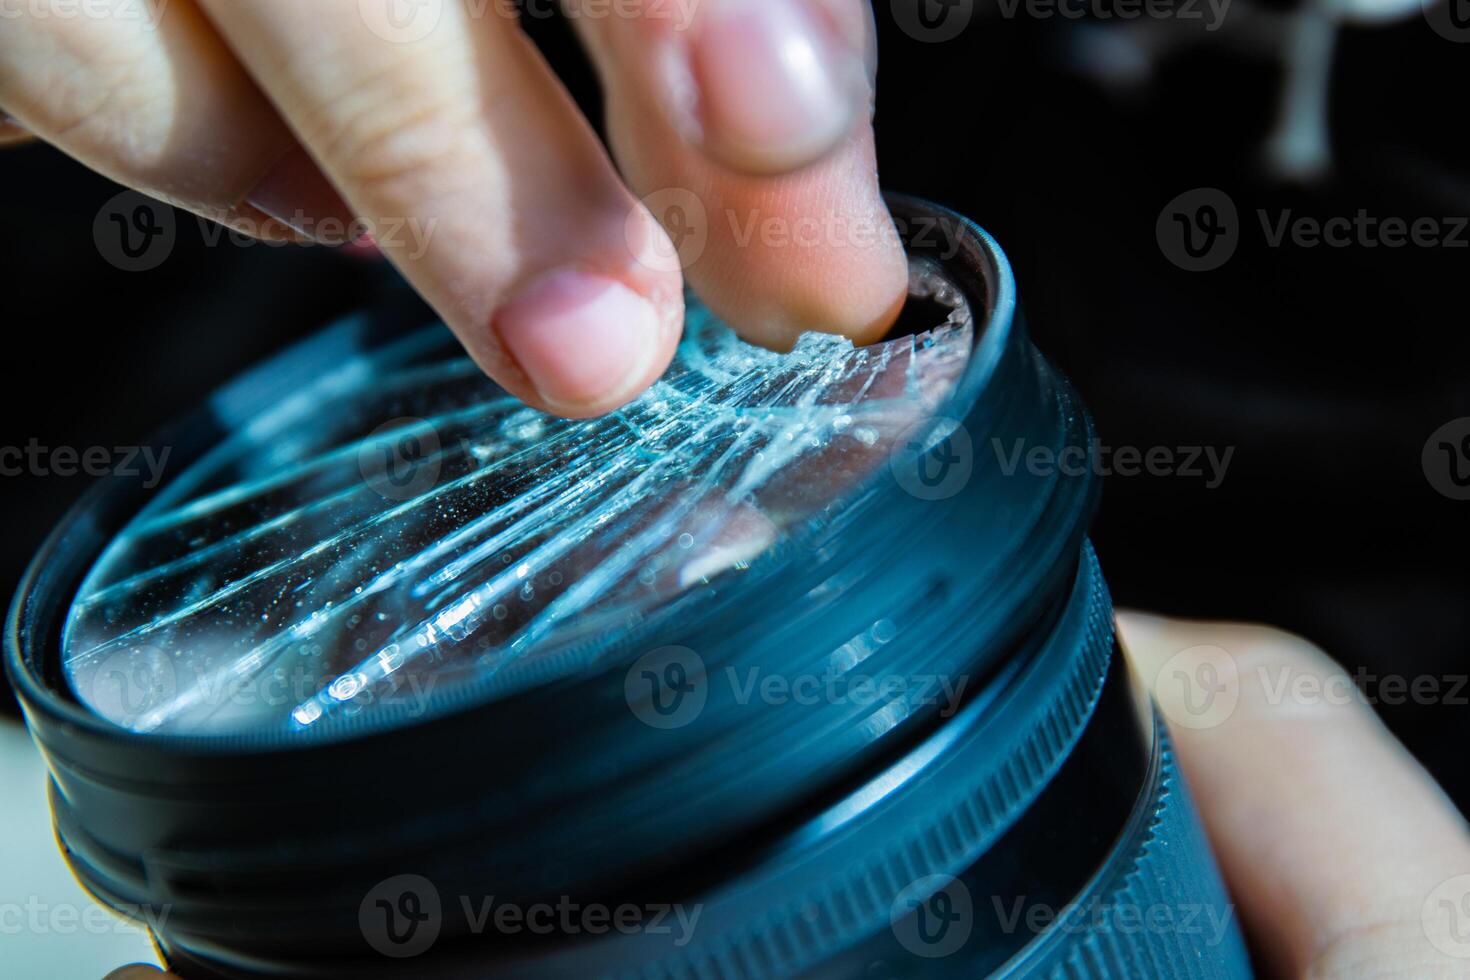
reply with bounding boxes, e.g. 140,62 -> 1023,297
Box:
1119,610 -> 1470,978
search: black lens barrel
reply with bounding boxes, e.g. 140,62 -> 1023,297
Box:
7,198 -> 1249,978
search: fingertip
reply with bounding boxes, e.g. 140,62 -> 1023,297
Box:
844,274 -> 909,346
491,268 -> 680,419
712,198 -> 908,352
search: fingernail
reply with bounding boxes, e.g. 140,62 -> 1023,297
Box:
245,146 -> 353,245
493,270 -> 661,412
690,0 -> 866,171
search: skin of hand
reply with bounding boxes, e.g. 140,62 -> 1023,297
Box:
0,0 -> 908,418
14,6 -> 1462,976
102,613 -> 1470,978
1119,611 -> 1470,978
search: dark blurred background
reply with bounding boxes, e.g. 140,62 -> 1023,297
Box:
2,1 -> 1466,807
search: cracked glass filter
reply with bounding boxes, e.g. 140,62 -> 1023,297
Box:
62,265 -> 973,738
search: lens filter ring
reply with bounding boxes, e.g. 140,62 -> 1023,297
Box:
7,197 -> 1116,976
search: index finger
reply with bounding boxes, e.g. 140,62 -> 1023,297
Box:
194,0 -> 684,418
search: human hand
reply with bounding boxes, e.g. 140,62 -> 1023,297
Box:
0,0 -> 907,417
1119,611 -> 1470,977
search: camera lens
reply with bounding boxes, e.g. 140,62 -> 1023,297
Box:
6,197 -> 1250,979
60,253 -> 974,741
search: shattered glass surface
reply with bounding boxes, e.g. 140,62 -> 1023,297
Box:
63,270 -> 973,738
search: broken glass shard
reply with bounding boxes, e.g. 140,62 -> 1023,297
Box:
63,268 -> 972,737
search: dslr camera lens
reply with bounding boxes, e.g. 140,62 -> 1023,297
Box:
7,197 -> 1250,979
